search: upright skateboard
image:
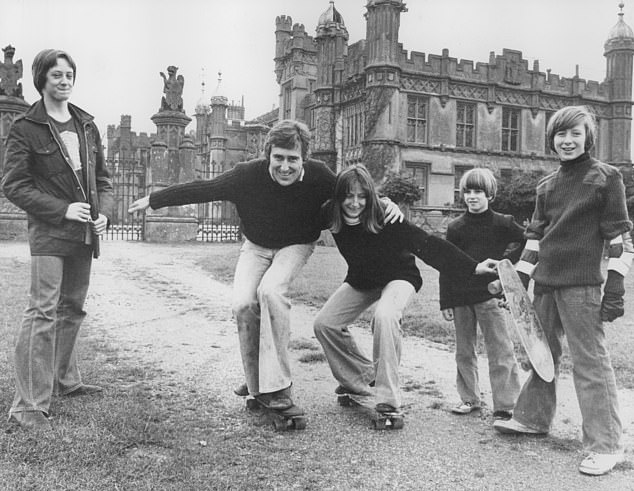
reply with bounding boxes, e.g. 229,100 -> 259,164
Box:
488,259 -> 555,382
245,397 -> 307,431
337,392 -> 404,430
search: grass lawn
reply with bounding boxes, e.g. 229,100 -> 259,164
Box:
0,242 -> 632,489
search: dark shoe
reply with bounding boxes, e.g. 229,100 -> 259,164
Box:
64,384 -> 103,397
493,410 -> 513,421
10,411 -> 52,432
256,387 -> 293,410
375,403 -> 397,413
234,382 -> 249,397
335,381 -> 375,395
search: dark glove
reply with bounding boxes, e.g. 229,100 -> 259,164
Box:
517,271 -> 530,290
601,271 -> 625,322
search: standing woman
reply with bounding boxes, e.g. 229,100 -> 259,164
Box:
314,164 -> 497,416
1,49 -> 113,431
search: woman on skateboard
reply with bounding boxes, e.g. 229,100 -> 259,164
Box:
313,164 -> 498,418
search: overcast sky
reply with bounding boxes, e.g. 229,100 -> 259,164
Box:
0,0 -> 625,137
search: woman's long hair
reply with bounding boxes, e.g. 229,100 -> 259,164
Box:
328,164 -> 384,234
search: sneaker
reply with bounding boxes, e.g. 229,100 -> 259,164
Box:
578,452 -> 624,476
451,402 -> 480,414
492,410 -> 513,421
493,418 -> 546,435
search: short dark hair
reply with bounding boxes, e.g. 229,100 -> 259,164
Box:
32,49 -> 76,95
546,105 -> 597,153
328,164 -> 384,234
264,120 -> 311,160
459,167 -> 498,200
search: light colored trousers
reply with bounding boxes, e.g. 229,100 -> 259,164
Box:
453,298 -> 520,411
232,239 -> 315,395
313,280 -> 415,408
10,251 -> 92,416
513,286 -> 622,454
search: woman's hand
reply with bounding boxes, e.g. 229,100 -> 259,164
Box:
441,308 -> 454,321
128,196 -> 151,214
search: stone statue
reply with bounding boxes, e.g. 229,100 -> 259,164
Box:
160,65 -> 184,112
0,45 -> 23,98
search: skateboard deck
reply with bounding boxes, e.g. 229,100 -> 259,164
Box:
490,259 -> 555,382
337,392 -> 404,430
245,397 -> 307,431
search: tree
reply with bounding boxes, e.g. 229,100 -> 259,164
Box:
380,172 -> 422,206
493,169 -> 547,223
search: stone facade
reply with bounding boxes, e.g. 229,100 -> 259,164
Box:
0,45 -> 30,240
275,1 -> 634,209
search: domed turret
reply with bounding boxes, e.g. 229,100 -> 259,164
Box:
605,2 -> 634,51
317,1 -> 345,28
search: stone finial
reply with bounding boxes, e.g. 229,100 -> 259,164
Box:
0,45 -> 24,98
159,65 -> 185,112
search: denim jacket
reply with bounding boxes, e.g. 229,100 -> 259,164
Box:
1,99 -> 114,257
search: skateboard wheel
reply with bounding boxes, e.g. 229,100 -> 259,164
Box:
391,417 -> 404,430
373,418 -> 387,430
292,417 -> 307,430
272,417 -> 288,431
337,395 -> 353,407
246,398 -> 260,410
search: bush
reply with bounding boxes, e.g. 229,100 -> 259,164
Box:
380,172 -> 422,205
493,169 -> 547,223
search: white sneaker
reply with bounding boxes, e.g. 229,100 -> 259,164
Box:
493,418 -> 546,435
451,402 -> 480,414
578,452 -> 624,476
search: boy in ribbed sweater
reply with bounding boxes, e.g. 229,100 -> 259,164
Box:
440,168 -> 523,422
493,106 -> 633,476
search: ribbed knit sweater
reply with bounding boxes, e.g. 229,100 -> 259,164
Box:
439,208 -> 525,309
332,220 -> 479,292
149,158 -> 336,249
528,152 -> 632,287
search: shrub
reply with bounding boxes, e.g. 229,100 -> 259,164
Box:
380,172 -> 422,205
493,169 -> 547,223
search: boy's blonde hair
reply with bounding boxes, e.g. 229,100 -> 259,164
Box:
546,105 -> 597,153
459,167 -> 497,200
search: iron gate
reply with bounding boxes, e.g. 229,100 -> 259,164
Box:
196,166 -> 242,242
103,159 -> 146,241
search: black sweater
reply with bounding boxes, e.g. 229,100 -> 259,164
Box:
149,158 -> 336,249
439,208 -> 525,309
332,220 -> 479,292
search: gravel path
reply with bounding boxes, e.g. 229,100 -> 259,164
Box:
2,240 -> 633,490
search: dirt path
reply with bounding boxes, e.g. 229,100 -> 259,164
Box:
3,240 -> 633,489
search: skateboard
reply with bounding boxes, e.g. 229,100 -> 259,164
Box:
488,259 -> 555,382
337,393 -> 404,430
245,397 -> 307,431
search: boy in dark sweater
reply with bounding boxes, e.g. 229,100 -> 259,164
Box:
439,168 -> 523,421
493,106 -> 633,476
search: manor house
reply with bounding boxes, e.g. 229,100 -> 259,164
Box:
274,1 -> 634,207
